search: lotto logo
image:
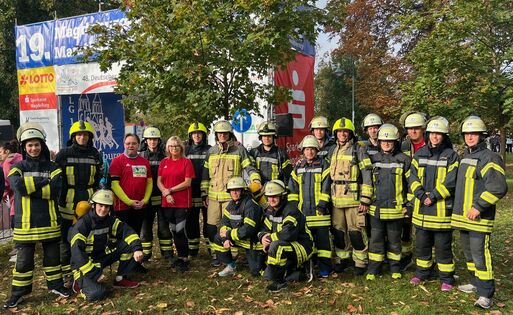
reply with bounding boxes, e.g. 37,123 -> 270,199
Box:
19,73 -> 55,86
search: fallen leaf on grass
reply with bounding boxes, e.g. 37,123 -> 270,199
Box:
216,307 -> 231,314
490,311 -> 502,315
234,311 -> 244,315
418,285 -> 430,294
243,296 -> 253,303
157,303 -> 168,309
390,312 -> 399,315
282,300 -> 292,305
347,304 -> 358,313
329,299 -> 336,305
496,302 -> 506,308
185,301 -> 195,308
335,290 -> 343,295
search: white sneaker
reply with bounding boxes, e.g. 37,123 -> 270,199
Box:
458,283 -> 477,293
9,255 -> 16,263
474,296 -> 493,309
218,264 -> 236,277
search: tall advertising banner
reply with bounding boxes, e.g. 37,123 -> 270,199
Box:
15,10 -> 126,158
274,53 -> 315,161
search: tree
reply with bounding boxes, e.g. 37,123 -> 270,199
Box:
87,0 -> 325,134
398,0 -> 513,157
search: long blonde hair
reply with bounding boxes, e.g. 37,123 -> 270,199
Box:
165,136 -> 185,157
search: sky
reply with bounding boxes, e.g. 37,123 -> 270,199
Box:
315,0 -> 339,68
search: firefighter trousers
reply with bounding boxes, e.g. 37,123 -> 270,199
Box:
206,199 -> 230,251
414,228 -> 455,284
60,218 -> 73,278
213,234 -> 265,276
115,207 -> 147,235
401,212 -> 413,258
160,207 -> 189,258
368,217 -> 402,274
264,240 -> 312,283
11,240 -> 63,297
459,230 -> 494,298
307,225 -> 332,273
140,204 -> 173,260
75,241 -> 138,302
186,206 -> 208,255
332,206 -> 368,268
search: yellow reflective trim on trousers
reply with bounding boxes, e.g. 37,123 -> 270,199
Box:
120,253 -> 132,261
43,265 -> 61,273
243,217 -> 256,227
477,234 -> 494,280
317,249 -> 332,259
481,162 -> 505,177
463,166 -> 475,217
125,234 -> 139,245
416,258 -> 433,268
387,251 -> 401,261
13,279 -> 33,287
353,251 -> 368,261
21,196 -> 31,230
79,260 -> 94,274
480,191 -> 499,205
335,248 -> 351,259
369,252 -> 385,262
13,269 -> 33,277
466,261 -> 476,271
66,166 -> 75,185
45,273 -> 63,281
268,245 -> 292,266
208,191 -> 231,201
437,262 -> 455,273
211,243 -> 229,252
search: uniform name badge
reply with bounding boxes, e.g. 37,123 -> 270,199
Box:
132,166 -> 147,178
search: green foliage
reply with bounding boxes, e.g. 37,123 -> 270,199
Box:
86,0 -> 325,133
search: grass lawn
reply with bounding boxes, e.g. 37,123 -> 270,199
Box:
1,159 -> 512,314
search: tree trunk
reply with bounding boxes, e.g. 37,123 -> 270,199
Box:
499,126 -> 506,162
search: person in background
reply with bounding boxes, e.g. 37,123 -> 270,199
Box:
310,116 -> 336,160
157,136 -> 194,272
55,120 -> 103,286
109,134 -> 152,272
184,122 -> 211,257
452,116 -> 507,309
69,189 -> 144,302
361,113 -> 383,159
4,123 -> 72,309
138,127 -> 173,261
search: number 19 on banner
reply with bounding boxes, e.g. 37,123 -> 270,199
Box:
15,22 -> 53,69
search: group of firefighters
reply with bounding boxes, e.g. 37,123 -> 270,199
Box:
3,111 -> 507,310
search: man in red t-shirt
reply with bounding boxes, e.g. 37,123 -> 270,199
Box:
157,136 -> 195,272
110,134 -> 152,236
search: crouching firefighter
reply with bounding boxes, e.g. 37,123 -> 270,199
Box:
212,176 -> 264,277
260,180 -> 314,293
69,189 -> 144,302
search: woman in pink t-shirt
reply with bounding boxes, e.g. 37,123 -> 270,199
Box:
157,136 -> 195,272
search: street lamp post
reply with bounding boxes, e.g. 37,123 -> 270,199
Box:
334,57 -> 356,124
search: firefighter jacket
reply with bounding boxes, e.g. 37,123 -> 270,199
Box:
288,157 -> 331,227
452,141 -> 507,233
139,147 -> 166,206
258,200 -> 313,262
370,149 -> 411,220
218,192 -> 263,249
409,142 -> 459,230
249,144 -> 292,184
201,140 -> 260,202
326,139 -> 373,208
69,209 -> 142,279
55,144 -> 103,221
185,142 -> 211,207
9,155 -> 62,243
364,140 -> 379,161
318,137 -> 336,160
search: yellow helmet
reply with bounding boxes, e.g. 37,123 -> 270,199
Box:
226,176 -> 247,191
362,113 -> 383,129
378,124 -> 400,141
17,122 -> 46,142
73,201 -> 92,224
143,126 -> 162,139
69,120 -> 95,138
188,122 -> 208,134
90,189 -> 114,206
461,116 -> 487,134
257,121 -> 277,136
264,180 -> 287,196
213,120 -> 233,133
332,117 -> 355,134
300,135 -> 320,150
309,116 -> 329,130
426,116 -> 449,134
404,112 -> 427,128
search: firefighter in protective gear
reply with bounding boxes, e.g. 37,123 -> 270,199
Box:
408,117 -> 458,290
366,124 -> 411,281
326,117 -> 373,275
185,122 -> 211,256
69,189 -> 144,302
4,123 -> 71,309
362,113 -> 383,160
260,180 -> 314,293
55,120 -> 104,283
212,177 -> 264,277
452,116 -> 507,309
201,120 -> 261,266
288,135 -> 332,277
400,111 -> 428,271
139,126 -> 173,261
310,116 -> 336,160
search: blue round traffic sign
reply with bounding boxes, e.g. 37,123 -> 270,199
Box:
232,109 -> 252,133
